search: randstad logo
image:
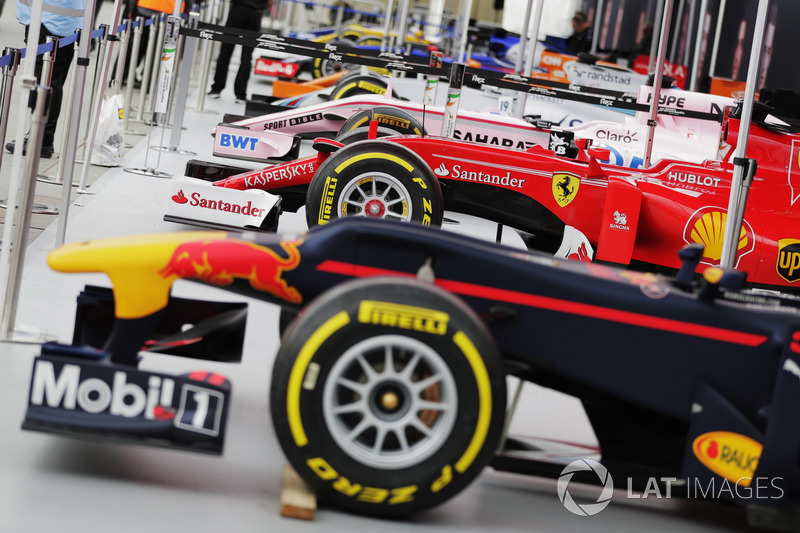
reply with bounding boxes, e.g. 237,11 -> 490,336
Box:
557,459 -> 614,516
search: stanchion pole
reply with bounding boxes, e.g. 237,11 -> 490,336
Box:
53,0 -> 103,246
124,15 -> 179,178
0,85 -> 51,340
0,48 -> 21,177
135,15 -> 157,122
145,14 -> 167,116
123,16 -> 144,134
2,38 -> 58,214
82,23 -> 108,156
0,0 -> 44,340
194,0 -> 218,111
440,62 -> 464,138
76,0 -> 126,193
152,11 -> 198,155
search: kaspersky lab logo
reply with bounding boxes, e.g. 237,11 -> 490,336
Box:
558,459 -> 614,516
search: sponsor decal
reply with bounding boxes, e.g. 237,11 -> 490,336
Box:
692,432 -> 762,486
219,133 -> 258,151
244,160 -> 317,188
566,65 -> 633,86
552,173 -> 580,207
788,140 -> 800,205
171,189 -> 266,217
374,113 -> 410,130
254,58 -> 300,77
288,113 -> 323,126
434,163 -> 526,188
645,92 -> 687,108
668,171 -> 722,188
777,238 -> 800,283
318,176 -> 338,224
159,239 -> 303,303
307,457 -> 418,503
263,119 -> 288,130
357,81 -> 386,94
610,210 -> 630,231
596,128 -> 638,144
792,331 -> 800,354
357,301 -> 449,334
548,131 -> 573,156
451,130 -> 535,150
683,207 -> 755,267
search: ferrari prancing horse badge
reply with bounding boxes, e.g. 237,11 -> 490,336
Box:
552,173 -> 580,207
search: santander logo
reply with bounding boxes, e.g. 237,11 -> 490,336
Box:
172,190 -> 189,204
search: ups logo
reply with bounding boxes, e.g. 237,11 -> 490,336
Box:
777,238 -> 800,283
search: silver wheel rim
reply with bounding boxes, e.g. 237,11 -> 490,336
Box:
322,335 -> 458,470
338,172 -> 413,221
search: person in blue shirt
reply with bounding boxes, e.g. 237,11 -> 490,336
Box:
6,0 -> 86,158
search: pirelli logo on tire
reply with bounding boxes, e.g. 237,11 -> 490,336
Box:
374,113 -> 411,131
358,300 -> 449,334
318,176 -> 338,224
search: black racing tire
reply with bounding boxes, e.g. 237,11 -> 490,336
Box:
335,125 -> 401,144
312,41 -> 358,79
329,74 -> 394,100
304,140 -> 443,228
270,276 -> 507,517
337,105 -> 426,136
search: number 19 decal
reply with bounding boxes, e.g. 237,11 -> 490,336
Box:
175,384 -> 225,436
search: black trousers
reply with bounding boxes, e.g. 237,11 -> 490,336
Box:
26,24 -> 75,148
210,4 -> 262,98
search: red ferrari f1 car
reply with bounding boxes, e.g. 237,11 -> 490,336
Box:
22,217 -> 800,530
182,98 -> 800,294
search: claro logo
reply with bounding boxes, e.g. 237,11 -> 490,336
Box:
30,361 -> 175,419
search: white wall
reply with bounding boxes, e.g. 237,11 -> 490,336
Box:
502,0 -> 581,38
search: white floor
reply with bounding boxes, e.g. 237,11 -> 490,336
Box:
0,40 -> 753,533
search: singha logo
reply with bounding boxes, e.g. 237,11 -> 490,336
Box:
613,211 -> 627,225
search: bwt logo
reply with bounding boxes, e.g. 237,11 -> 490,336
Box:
219,133 -> 258,151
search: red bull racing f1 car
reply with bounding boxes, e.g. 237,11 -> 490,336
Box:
21,216 -> 800,530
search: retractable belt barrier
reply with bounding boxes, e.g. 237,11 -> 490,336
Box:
183,21 -> 724,124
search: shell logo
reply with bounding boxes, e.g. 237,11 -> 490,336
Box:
692,431 -> 762,486
682,207 -> 755,267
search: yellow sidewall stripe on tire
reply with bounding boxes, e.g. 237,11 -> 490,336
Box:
287,311 -> 351,447
333,82 -> 357,100
452,330 -> 492,474
335,152 -> 415,174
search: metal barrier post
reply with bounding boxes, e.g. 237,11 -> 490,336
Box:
53,0 -> 104,245
124,15 -> 179,178
135,15 -> 158,122
0,48 -> 20,177
124,16 -> 144,134
440,62 -> 464,138
0,85 -> 51,339
145,14 -> 167,116
76,0 -> 126,193
152,12 -> 198,155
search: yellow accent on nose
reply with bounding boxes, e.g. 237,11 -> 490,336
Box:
48,231 -> 225,319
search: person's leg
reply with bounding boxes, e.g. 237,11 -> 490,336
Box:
43,31 -> 75,149
233,12 -> 261,100
211,8 -> 244,93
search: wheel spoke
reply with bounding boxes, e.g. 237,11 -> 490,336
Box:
336,377 -> 367,395
417,399 -> 447,411
383,346 -> 394,375
384,212 -> 406,221
393,428 -> 410,453
332,400 -> 365,415
410,417 -> 434,437
372,426 -> 388,454
399,350 -> 423,380
412,373 -> 443,393
346,418 -> 373,442
384,197 -> 403,206
356,353 -> 378,381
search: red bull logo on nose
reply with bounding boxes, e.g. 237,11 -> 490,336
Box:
160,239 -> 303,303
